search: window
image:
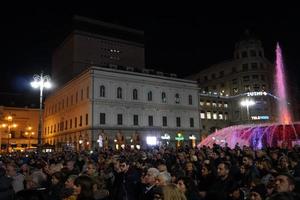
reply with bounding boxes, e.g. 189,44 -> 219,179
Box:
242,64 -> 248,71
162,92 -> 166,103
200,111 -> 205,119
190,118 -> 194,127
260,63 -> 264,69
232,67 -> 237,73
224,102 -> 228,108
233,88 -> 239,94
100,113 -> 106,124
163,116 -> 167,126
206,101 -> 211,106
232,79 -> 238,84
250,50 -> 257,57
80,116 -> 82,126
244,85 -> 251,92
261,75 -> 265,81
219,112 -> 223,120
252,75 -> 259,80
148,116 -> 153,126
207,112 -> 212,119
117,114 -> 123,125
243,76 -> 250,82
86,114 -> 88,125
218,101 -> 223,108
81,89 -> 83,100
213,112 -> 218,120
200,101 -> 204,106
212,101 -> 217,107
75,117 -> 77,128
175,93 -> 180,104
148,91 -> 152,101
70,119 -> 72,129
65,120 -> 68,130
100,85 -> 105,97
219,71 -> 224,77
224,112 -> 229,120
253,84 -> 260,91
241,51 -> 248,58
211,73 -> 216,79
133,115 -> 138,125
258,51 -> 262,57
76,92 -> 78,103
204,76 -> 208,81
251,63 -> 258,70
117,87 -> 122,99
54,124 -> 56,133
71,95 -> 73,105
86,86 -> 89,99
133,89 -> 138,100
188,95 -> 193,105
176,117 -> 181,127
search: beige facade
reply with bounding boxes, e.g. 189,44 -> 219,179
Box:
44,66 -> 200,151
190,37 -> 277,135
0,106 -> 39,152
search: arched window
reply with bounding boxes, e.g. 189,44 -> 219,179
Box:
133,89 -> 138,100
162,92 -> 166,103
117,87 -> 122,99
100,85 -> 105,97
188,95 -> 193,105
148,91 -> 152,101
175,93 -> 180,104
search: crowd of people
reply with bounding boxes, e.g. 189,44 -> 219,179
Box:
0,143 -> 300,200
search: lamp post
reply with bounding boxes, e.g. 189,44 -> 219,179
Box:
25,126 -> 34,150
31,72 -> 52,153
240,98 -> 255,122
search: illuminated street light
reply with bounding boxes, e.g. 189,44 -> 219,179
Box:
31,72 -> 52,153
25,126 -> 34,149
240,99 -> 256,122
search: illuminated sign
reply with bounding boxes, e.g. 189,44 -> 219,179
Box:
251,116 -> 270,120
247,92 -> 267,96
161,134 -> 170,140
189,135 -> 196,140
175,133 -> 184,141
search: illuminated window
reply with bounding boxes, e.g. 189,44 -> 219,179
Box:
224,112 -> 228,120
212,101 -> 217,107
200,111 -> 205,119
218,112 -> 223,120
207,112 -> 211,119
206,101 -> 211,106
200,101 -> 204,106
213,112 -> 217,120
224,102 -> 228,108
218,102 -> 223,107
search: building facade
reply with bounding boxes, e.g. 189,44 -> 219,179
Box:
0,106 -> 39,152
190,36 -> 277,135
44,66 -> 200,151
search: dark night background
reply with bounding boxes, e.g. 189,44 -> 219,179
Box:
1,4 -> 300,107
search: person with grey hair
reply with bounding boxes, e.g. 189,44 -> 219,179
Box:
140,167 -> 160,200
156,171 -> 171,186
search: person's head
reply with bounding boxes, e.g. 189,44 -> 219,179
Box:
278,156 -> 289,169
249,184 -> 267,200
157,164 -> 167,173
274,173 -> 295,193
256,159 -> 272,171
66,160 -> 75,171
176,177 -> 196,194
51,171 -> 64,185
185,162 -> 194,172
162,184 -> 187,200
65,175 -> 78,189
86,161 -> 97,176
6,162 -> 17,177
217,162 -> 230,179
243,155 -> 254,167
74,175 -> 94,199
201,163 -> 212,176
144,168 -> 160,186
119,158 -> 130,173
240,164 -> 246,174
156,172 -> 171,186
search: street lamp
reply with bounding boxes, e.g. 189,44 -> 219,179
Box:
1,115 -> 17,153
240,98 -> 256,122
25,126 -> 34,149
31,72 -> 52,153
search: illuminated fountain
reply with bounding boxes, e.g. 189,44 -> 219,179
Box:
199,44 -> 300,149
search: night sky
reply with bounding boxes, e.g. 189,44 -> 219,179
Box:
1,5 -> 300,107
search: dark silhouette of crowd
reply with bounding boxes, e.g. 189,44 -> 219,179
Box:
0,143 -> 300,200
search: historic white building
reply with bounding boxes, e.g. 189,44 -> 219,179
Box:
43,66 -> 200,150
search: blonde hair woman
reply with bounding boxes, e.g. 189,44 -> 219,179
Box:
162,184 -> 187,200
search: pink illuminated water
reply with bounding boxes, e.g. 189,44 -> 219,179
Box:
198,43 -> 299,149
275,43 -> 292,124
